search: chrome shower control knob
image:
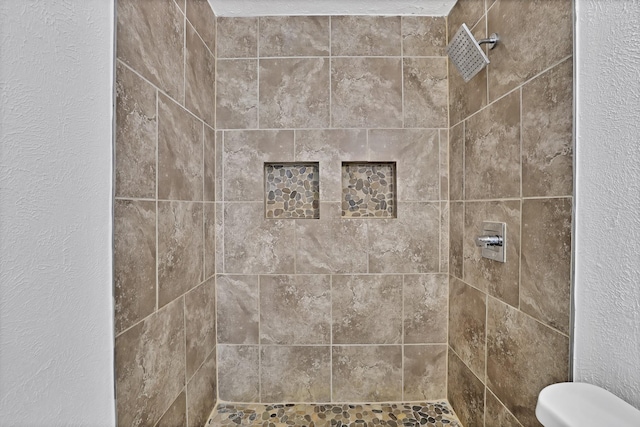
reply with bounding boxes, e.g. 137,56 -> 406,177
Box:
475,235 -> 503,247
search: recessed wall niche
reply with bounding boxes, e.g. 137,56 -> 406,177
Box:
265,163 -> 320,219
342,162 -> 397,218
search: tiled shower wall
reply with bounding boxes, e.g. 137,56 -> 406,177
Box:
446,1 -> 573,426
113,0 -> 217,425
214,16 -> 451,403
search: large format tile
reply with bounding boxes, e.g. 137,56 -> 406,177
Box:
449,122 -> 464,201
402,16 -> 447,57
223,130 -> 294,202
447,0 -> 485,40
158,94 -> 203,201
117,0 -> 184,101
465,90 -> 520,200
186,22 -> 216,127
259,58 -> 330,128
217,17 -> 258,58
115,298 -> 185,427
260,275 -> 331,344
522,58 -> 573,197
332,346 -> 402,402
487,0 -> 573,101
261,346 -> 331,402
369,129 -> 440,202
331,58 -> 402,128
464,200 -> 520,307
440,201 -> 449,273
157,201 -> 203,307
368,202 -> 440,274
115,61 -> 156,199
450,202 -> 464,279
187,349 -> 217,427
204,203 -> 216,279
114,200 -> 156,334
185,278 -> 215,379
521,198 -> 572,334
449,277 -> 486,379
487,297 -> 569,427
156,391 -> 186,427
216,275 -> 259,344
186,0 -> 216,52
404,274 -> 448,344
331,16 -> 401,56
485,390 -> 521,427
217,345 -> 260,402
259,16 -> 330,57
204,126 -> 216,201
295,129 -> 367,202
403,58 -> 448,128
216,60 -> 258,129
439,130 -> 449,201
447,350 -> 484,427
223,203 -> 296,274
404,345 -> 447,401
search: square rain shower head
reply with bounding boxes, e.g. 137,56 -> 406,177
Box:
446,23 -> 490,82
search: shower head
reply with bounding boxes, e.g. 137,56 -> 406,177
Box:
446,23 -> 499,82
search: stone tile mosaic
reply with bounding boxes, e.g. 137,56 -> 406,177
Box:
208,401 -> 462,427
265,163 -> 320,219
341,163 -> 396,218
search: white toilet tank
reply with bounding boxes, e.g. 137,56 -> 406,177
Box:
536,382 -> 640,427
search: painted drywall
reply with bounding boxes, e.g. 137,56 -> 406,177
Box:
0,1 -> 116,425
574,0 -> 640,408
209,0 -> 456,16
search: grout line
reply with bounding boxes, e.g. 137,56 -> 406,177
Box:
152,387 -> 186,427
155,89 -> 159,313
484,290 -> 489,427
329,16 -> 333,128
257,275 -> 262,403
329,274 -> 333,402
221,132 -> 226,274
401,274 -> 405,402
183,296 -> 189,427
183,10 -> 187,106
202,122 -> 206,282
257,18 -> 261,129
518,88 -> 524,312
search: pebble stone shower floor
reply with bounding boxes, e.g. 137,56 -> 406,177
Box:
207,401 -> 463,427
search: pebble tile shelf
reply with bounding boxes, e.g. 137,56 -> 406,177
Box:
265,163 -> 320,219
207,401 -> 462,427
342,162 -> 396,218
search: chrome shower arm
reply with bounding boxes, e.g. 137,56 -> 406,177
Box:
478,33 -> 500,50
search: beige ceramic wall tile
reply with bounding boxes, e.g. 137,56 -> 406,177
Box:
465,90 -> 520,200
223,203 -> 296,274
404,274 -> 448,344
216,17 -> 258,58
117,0 -> 184,101
204,203 -> 216,279
115,61 -> 157,199
368,202 -> 440,274
259,58 -> 330,128
331,16 -> 401,56
403,58 -> 448,128
214,203 -> 224,273
156,391 -> 186,427
260,275 -> 331,344
464,200 -> 520,307
259,16 -> 330,57
186,0 -> 216,52
486,297 -> 569,427
487,0 -> 572,101
332,275 -> 402,344
157,201 -> 203,307
185,278 -> 216,379
217,345 -> 260,402
216,60 -> 258,129
332,346 -> 402,402
261,346 -> 331,402
114,200 -> 156,334
186,349 -> 217,427
402,16 -> 447,57
204,126 -> 216,201
447,0 -> 486,40
223,130 -> 294,202
449,122 -> 464,201
403,345 -> 447,401
331,57 -> 402,128
521,198 -> 572,334
215,132 -> 223,201
175,0 -> 186,13
295,129 -> 367,202
449,202 -> 464,279
522,58 -> 574,197
447,350 -> 484,427
186,22 -> 216,127
115,298 -> 185,427
216,275 -> 259,344
440,201 -> 450,273
449,277 -> 486,379
158,94 -> 203,201
485,390 -> 521,427
440,129 -> 449,201
369,129 -> 440,202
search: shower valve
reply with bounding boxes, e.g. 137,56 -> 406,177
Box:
475,235 -> 503,248
475,222 -> 506,263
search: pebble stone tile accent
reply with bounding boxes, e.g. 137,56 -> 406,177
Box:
265,163 -> 320,219
207,402 -> 462,427
342,163 -> 396,218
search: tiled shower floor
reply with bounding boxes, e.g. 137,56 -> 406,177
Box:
207,401 -> 463,427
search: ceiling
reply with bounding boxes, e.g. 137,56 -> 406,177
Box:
207,0 -> 457,17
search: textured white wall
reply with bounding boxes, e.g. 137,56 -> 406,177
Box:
0,1 -> 116,425
574,0 -> 640,408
